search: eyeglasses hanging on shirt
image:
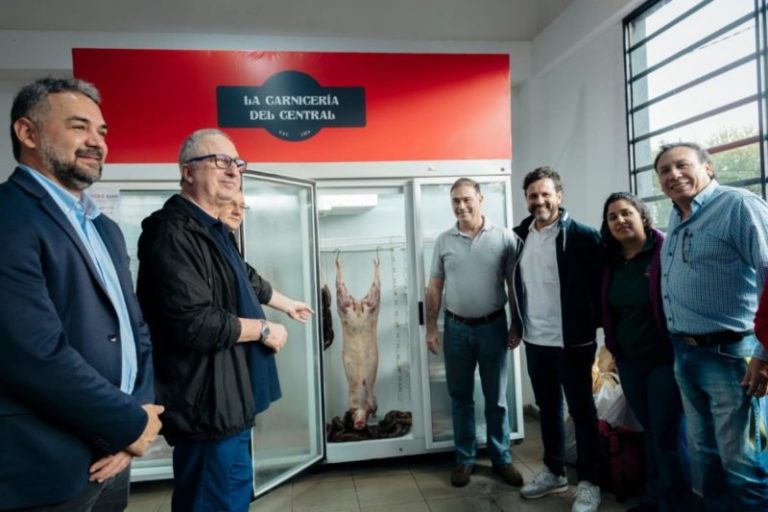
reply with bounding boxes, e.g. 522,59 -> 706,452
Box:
682,228 -> 693,264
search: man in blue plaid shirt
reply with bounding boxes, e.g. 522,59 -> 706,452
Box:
655,142 -> 768,511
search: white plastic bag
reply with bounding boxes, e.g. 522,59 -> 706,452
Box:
565,371 -> 643,466
594,372 -> 642,431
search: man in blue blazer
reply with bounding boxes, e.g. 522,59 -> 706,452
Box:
0,78 -> 164,511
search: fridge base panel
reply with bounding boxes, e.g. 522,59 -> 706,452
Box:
130,465 -> 174,482
325,434 -> 428,463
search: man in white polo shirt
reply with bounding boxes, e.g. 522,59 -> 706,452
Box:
511,167 -> 602,512
425,177 -> 522,488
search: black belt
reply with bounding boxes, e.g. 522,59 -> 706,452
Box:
445,309 -> 505,326
678,330 -> 752,347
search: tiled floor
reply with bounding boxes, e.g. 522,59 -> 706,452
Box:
126,418 -> 636,512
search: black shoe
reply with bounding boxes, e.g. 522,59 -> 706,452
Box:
450,464 -> 474,487
492,463 -> 524,486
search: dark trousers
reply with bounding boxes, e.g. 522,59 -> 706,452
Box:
616,359 -> 690,512
171,429 -> 253,512
525,341 -> 600,484
14,466 -> 130,512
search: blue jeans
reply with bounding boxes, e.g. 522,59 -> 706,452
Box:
171,429 -> 253,512
525,341 -> 600,484
616,359 -> 690,511
443,313 -> 511,466
671,334 -> 768,511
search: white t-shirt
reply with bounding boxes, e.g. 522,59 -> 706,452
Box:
519,221 -> 564,347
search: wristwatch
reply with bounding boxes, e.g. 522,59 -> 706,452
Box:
260,321 -> 271,342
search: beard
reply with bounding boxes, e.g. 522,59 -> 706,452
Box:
42,146 -> 103,192
529,203 -> 557,223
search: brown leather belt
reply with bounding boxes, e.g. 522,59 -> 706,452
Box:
445,309 -> 505,326
679,330 -> 752,347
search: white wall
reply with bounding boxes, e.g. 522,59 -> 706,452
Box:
513,26 -> 630,226
0,75 -> 45,175
512,0 -> 645,223
510,0 -> 645,407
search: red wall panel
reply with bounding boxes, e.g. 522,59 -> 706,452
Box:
72,49 -> 511,163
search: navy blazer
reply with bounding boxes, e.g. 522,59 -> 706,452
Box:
0,168 -> 154,510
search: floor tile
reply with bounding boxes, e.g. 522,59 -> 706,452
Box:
127,481 -> 173,512
360,502 -> 430,512
251,483 -> 293,511
293,505 -> 360,512
512,460 -> 539,484
412,462 -> 524,500
129,480 -> 174,500
470,464 -> 526,494
411,465 -> 490,499
352,466 -> 413,480
294,462 -> 355,482
427,494 -> 504,512
493,491 -> 571,511
124,424 -> 640,512
354,473 -> 423,506
521,424 -> 542,441
125,500 -> 162,512
510,438 -> 544,464
596,500 -> 629,512
293,476 -> 360,512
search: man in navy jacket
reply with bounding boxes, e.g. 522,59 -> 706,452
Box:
0,78 -> 163,511
137,129 -> 312,512
510,167 -> 602,512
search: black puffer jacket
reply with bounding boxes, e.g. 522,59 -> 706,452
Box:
136,194 -> 272,441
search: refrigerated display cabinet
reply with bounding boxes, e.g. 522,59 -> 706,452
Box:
90,170 -> 522,496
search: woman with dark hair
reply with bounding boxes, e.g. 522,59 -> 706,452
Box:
600,192 -> 689,512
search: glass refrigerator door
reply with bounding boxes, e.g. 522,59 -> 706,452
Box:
317,181 -> 423,463
413,177 -> 524,450
241,172 -> 324,497
89,184 -> 178,481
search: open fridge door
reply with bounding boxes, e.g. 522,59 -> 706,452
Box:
241,171 -> 325,497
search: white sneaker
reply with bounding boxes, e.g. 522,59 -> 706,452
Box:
571,480 -> 601,512
520,468 -> 568,499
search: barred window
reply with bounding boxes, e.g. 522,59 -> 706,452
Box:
624,0 -> 767,228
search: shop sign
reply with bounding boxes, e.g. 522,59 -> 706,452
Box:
218,70 -> 365,141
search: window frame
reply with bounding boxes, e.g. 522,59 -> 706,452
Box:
623,0 -> 768,228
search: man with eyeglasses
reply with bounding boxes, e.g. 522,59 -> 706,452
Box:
655,142 -> 768,510
136,128 -> 313,511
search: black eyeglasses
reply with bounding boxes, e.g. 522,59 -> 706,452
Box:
185,153 -> 247,172
682,228 -> 693,264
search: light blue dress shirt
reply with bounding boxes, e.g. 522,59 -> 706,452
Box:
661,180 -> 768,360
20,165 -> 138,392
